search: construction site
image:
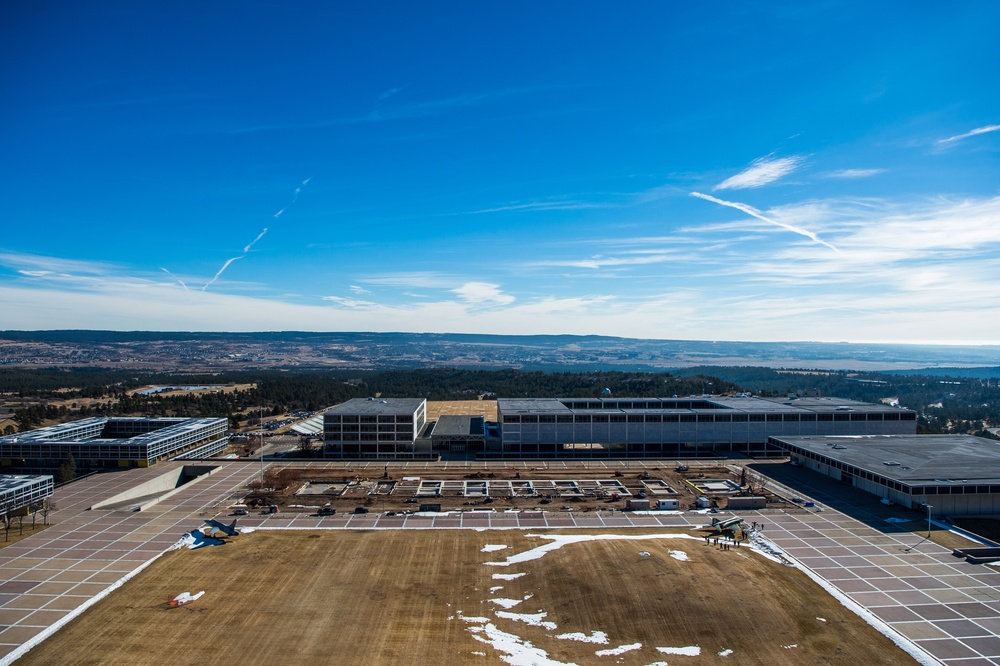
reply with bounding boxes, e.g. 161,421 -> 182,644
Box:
239,461 -> 783,516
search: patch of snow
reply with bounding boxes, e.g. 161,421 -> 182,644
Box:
669,550 -> 689,561
490,598 -> 525,609
466,621 -> 578,666
783,644 -> 797,649
639,551 -> 650,557
493,573 -> 527,580
472,651 -> 486,656
556,631 -> 609,644
644,662 -> 669,666
718,648 -> 733,656
884,517 -> 912,524
458,615 -> 491,623
490,586 -> 504,593
482,544 -> 509,553
596,643 -> 642,656
816,617 -> 826,622
496,611 -> 558,630
656,645 -> 701,656
747,534 -> 788,564
486,533 -> 702,567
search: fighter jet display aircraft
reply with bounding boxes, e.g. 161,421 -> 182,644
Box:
203,518 -> 240,538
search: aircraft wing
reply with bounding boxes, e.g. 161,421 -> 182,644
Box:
204,519 -> 239,537
187,529 -> 226,549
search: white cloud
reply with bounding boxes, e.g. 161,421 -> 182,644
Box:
714,155 -> 803,190
938,124 -> 1000,145
321,295 -> 379,309
4,196 -> 1000,344
349,285 -> 371,294
822,169 -> 885,179
451,282 -> 515,305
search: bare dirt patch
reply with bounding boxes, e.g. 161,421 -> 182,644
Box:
426,399 -> 498,421
19,530 -> 916,666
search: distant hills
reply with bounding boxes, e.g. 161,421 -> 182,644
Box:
2,330 -> 999,376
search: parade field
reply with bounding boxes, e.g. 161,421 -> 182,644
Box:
17,529 -> 916,666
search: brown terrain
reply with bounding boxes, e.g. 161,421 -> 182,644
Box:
17,529 -> 918,666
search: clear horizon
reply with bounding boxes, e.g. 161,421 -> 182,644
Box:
2,3 -> 998,344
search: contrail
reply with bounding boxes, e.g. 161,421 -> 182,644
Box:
690,191 -> 838,252
200,178 -> 312,291
202,256 -> 243,291
202,227 -> 269,291
160,267 -> 191,293
244,228 -> 268,253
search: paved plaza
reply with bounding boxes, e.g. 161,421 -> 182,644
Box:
1,459 -> 1000,664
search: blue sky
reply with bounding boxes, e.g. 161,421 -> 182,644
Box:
1,1 -> 998,343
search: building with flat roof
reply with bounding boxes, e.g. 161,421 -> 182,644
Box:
0,417 -> 229,471
0,474 -> 54,516
771,434 -> 1000,516
323,398 -> 427,458
430,415 -> 486,453
496,395 -> 915,458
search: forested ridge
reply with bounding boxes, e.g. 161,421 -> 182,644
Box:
2,367 -> 997,437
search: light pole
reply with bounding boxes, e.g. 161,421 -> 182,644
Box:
925,503 -> 933,539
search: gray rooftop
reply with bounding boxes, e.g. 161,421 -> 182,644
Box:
431,415 -> 485,438
496,396 -> 909,416
0,417 -> 226,446
0,475 -> 54,495
326,398 -> 426,416
772,434 -> 1000,486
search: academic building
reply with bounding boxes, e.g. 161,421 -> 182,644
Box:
323,395 -> 915,459
323,398 -> 427,458
495,395 -> 916,457
772,434 -> 1000,516
0,417 -> 229,471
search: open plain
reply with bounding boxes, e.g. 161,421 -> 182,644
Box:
17,529 -> 917,666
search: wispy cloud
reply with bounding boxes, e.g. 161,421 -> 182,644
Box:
938,124 -> 1000,145
714,155 -> 803,190
358,272 -> 457,289
321,295 -> 379,309
823,168 -> 885,179
349,285 -> 371,294
691,191 -> 839,251
451,282 -> 515,306
468,200 -> 606,214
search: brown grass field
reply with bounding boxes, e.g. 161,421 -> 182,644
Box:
19,529 -> 916,666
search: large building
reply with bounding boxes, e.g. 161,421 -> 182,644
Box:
0,474 -> 54,515
323,398 -> 427,458
496,395 -> 916,457
771,434 -> 1000,516
0,417 -> 229,471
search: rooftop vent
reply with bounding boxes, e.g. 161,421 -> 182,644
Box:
883,461 -> 900,466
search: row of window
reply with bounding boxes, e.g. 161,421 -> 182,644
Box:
503,412 -> 913,424
559,400 -> 721,410
325,433 -> 412,441
325,415 -> 414,424
782,444 -> 912,494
